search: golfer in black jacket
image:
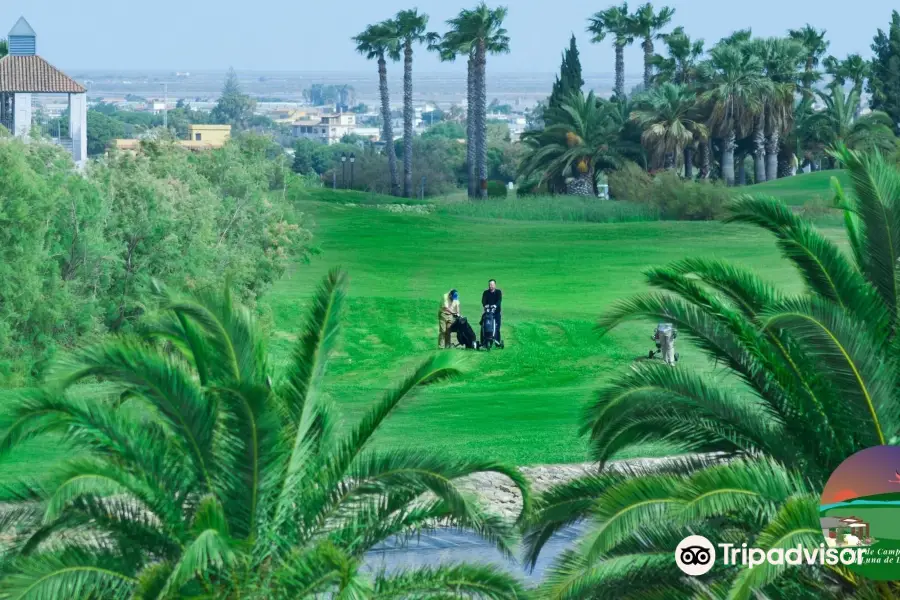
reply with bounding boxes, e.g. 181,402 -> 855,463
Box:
481,279 -> 502,343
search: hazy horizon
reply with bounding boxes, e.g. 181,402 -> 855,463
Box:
1,1 -> 896,74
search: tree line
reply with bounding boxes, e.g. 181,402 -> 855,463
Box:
0,132 -> 309,385
520,4 -> 900,196
354,3 -> 509,199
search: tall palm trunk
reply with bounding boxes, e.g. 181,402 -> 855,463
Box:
683,146 -> 693,179
642,38 -> 653,89
466,54 -> 476,198
753,114 -> 766,184
476,41 -> 488,199
722,129 -> 736,186
700,138 -> 711,179
378,55 -> 400,197
614,43 -> 626,99
403,41 -> 414,198
766,129 -> 780,181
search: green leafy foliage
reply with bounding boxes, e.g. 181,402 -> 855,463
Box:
0,272 -> 528,599
867,11 -> 900,126
211,68 -> 257,130
0,134 -> 310,384
608,162 -> 729,219
526,151 -> 900,598
547,34 -> 585,122
486,180 -> 508,198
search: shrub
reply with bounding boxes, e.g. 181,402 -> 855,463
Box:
650,171 -> 731,220
486,180 -> 508,198
0,135 -> 312,384
607,161 -> 653,202
608,164 -> 729,220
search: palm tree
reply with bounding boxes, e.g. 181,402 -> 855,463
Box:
587,3 -> 634,100
0,38 -> 7,59
702,45 -> 768,186
525,148 -> 900,598
806,86 -> 897,161
353,24 -> 401,197
629,2 -> 676,90
788,24 -> 829,95
385,10 -> 433,198
429,34 -> 477,198
630,83 -> 706,172
519,91 -> 624,196
825,53 -> 870,93
446,4 -> 510,199
652,26 -> 704,86
750,37 -> 805,181
0,272 -> 530,598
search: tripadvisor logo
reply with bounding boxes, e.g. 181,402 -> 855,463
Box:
674,536 -> 866,576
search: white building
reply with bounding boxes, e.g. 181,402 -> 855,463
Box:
292,112 -> 357,145
0,17 -> 87,167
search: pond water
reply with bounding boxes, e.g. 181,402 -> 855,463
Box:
364,524 -> 584,583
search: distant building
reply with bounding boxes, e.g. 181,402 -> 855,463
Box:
185,124 -> 230,147
292,112 -> 358,145
112,124 -> 231,153
0,17 -> 87,167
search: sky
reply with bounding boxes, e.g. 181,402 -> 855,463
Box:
821,446 -> 900,505
1,1 -> 897,73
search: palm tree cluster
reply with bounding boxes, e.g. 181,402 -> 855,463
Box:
0,271 -> 530,597
355,4 -> 508,199
522,3 -> 900,195
523,147 -> 900,597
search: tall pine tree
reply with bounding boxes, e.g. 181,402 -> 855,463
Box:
547,35 -> 585,121
868,10 -> 900,127
541,35 -> 585,193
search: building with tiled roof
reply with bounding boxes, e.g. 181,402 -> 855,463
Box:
0,17 -> 87,167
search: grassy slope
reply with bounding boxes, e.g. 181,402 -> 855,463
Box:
745,170 -> 850,205
265,192 -> 841,465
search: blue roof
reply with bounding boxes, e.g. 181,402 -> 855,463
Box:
8,17 -> 35,38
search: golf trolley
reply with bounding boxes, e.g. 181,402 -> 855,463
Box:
480,305 -> 504,350
648,322 -> 678,363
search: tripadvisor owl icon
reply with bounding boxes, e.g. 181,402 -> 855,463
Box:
675,535 -> 716,576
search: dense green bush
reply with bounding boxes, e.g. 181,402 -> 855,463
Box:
608,162 -> 729,220
0,133 -> 311,384
607,161 -> 653,202
486,180 -> 508,198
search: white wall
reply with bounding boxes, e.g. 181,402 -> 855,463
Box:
13,93 -> 32,138
69,93 -> 87,167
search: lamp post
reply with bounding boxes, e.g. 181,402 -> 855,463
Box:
349,153 -> 355,189
341,152 -> 347,188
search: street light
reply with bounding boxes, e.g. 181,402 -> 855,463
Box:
349,153 -> 355,189
340,153 -> 347,188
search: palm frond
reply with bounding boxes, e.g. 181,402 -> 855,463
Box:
763,297 -> 899,447
830,146 -> 900,324
0,550 -> 136,600
372,563 -> 526,600
727,495 -> 824,600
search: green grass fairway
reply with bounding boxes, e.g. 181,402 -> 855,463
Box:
264,198 -> 840,465
746,170 -> 850,205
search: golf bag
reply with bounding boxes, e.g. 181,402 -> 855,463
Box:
451,316 -> 478,349
649,323 -> 678,364
480,305 -> 503,350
